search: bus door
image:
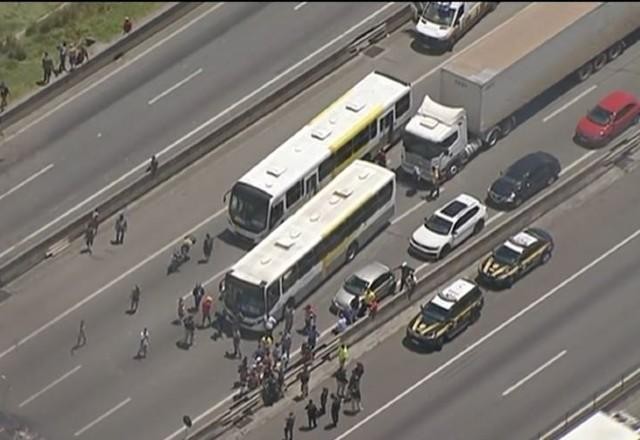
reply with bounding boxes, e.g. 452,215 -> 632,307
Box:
305,173 -> 318,199
380,110 -> 395,147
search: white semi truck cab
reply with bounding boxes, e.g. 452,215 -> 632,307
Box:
401,95 -> 482,183
415,2 -> 497,50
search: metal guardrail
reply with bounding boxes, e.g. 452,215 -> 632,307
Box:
199,132 -> 638,440
0,4 -> 413,288
0,2 -> 203,130
535,362 -> 640,439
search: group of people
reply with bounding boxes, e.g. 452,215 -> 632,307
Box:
41,40 -> 90,86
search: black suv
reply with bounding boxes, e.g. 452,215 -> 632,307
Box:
487,152 -> 561,209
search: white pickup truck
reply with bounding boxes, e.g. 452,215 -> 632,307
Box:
414,2 -> 497,51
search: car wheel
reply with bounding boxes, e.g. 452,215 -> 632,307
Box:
346,242 -> 359,262
505,275 -> 515,289
541,250 -> 552,265
473,220 -> 485,235
434,336 -> 444,351
471,307 -> 481,324
439,244 -> 451,259
513,197 -> 523,208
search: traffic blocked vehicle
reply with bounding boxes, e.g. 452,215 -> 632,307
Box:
477,228 -> 554,289
406,278 -> 483,351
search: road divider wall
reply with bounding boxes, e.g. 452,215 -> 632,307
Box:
195,136 -> 639,439
0,4 -> 413,287
0,2 -> 203,129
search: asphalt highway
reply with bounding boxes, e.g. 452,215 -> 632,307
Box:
0,2 -> 639,439
0,1 -> 405,263
236,136 -> 640,440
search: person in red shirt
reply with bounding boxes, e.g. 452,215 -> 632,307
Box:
201,295 -> 213,328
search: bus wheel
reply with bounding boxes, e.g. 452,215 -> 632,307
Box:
346,242 -> 359,262
577,62 -> 593,82
608,42 -> 624,61
593,52 -> 608,71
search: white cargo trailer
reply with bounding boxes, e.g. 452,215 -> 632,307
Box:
402,2 -> 640,183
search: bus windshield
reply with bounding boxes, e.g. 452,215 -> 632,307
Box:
223,274 -> 265,319
403,131 -> 448,161
422,3 -> 456,27
229,183 -> 271,234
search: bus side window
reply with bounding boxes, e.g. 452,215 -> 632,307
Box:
266,280 -> 281,311
369,120 -> 378,139
319,156 -> 334,182
282,266 -> 298,294
270,201 -> 284,229
298,249 -> 317,277
395,93 -> 410,119
286,180 -> 303,209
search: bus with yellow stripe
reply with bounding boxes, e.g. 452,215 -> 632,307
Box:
224,71 -> 411,243
220,160 -> 396,331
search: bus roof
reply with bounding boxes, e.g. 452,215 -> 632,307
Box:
443,2 -> 600,85
231,160 -> 395,284
560,412 -> 638,440
236,71 -> 409,199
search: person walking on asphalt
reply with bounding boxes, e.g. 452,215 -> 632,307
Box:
305,399 -> 318,429
184,315 -> 196,347
201,295 -> 213,327
90,209 -> 99,233
330,394 -> 342,427
337,343 -> 349,370
298,365 -> 310,399
202,233 -> 214,263
146,155 -> 159,175
428,163 -> 441,200
0,81 -> 9,113
281,330 -> 292,360
284,412 -> 295,440
177,297 -> 185,322
335,367 -> 348,398
320,387 -> 329,415
129,284 -> 141,314
283,301 -> 294,334
84,225 -> 95,254
114,213 -> 127,245
138,327 -> 150,358
231,326 -> 241,358
307,324 -> 319,352
76,320 -> 87,348
192,283 -> 204,311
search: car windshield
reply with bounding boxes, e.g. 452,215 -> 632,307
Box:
421,302 -> 449,323
493,245 -> 521,266
343,275 -> 369,296
228,183 -> 270,234
402,131 -> 448,161
587,105 -> 613,126
223,275 -> 265,318
424,214 -> 453,236
422,3 -> 456,27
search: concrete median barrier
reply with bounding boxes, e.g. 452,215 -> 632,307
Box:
0,4 -> 413,287
0,2 -> 203,130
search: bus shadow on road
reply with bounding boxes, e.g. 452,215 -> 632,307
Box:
217,229 -> 254,252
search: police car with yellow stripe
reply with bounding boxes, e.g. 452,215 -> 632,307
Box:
406,278 -> 483,351
477,228 -> 554,289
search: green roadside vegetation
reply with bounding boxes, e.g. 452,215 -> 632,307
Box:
0,2 -> 163,103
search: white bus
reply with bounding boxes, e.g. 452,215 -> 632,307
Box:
220,160 -> 396,331
224,70 -> 411,243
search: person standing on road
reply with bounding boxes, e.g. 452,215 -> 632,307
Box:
192,283 -> 204,311
138,327 -> 150,358
114,213 -> 128,245
298,365 -> 310,399
283,301 -> 294,335
320,387 -> 329,415
305,399 -> 318,429
76,320 -> 87,348
335,367 -> 348,398
90,209 -> 99,233
429,163 -> 441,200
307,324 -> 319,352
177,297 -> 185,321
281,330 -> 292,361
0,81 -> 9,113
202,233 -> 214,263
284,412 -> 295,440
231,326 -> 242,358
330,394 -> 342,427
337,343 -> 349,370
201,295 -> 213,327
84,224 -> 95,254
129,284 -> 141,314
184,315 -> 196,347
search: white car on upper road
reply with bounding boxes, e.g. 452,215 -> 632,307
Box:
410,193 -> 487,260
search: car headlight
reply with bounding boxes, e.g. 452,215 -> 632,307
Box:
507,192 -> 516,202
425,331 -> 436,338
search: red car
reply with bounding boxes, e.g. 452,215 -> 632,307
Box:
574,90 -> 640,147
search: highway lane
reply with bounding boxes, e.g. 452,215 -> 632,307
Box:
0,1 -> 405,263
1,3 -> 638,439
230,137 -> 640,440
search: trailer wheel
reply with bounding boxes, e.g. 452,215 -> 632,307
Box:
499,116 -> 516,137
484,127 -> 501,148
607,42 -> 624,61
593,52 -> 608,71
577,62 -> 594,82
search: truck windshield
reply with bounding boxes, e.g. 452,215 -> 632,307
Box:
229,182 -> 271,234
223,274 -> 265,319
403,131 -> 448,160
422,3 -> 456,27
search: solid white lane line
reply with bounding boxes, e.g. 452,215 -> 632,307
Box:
18,364 -> 82,408
180,265 -> 230,301
0,164 -> 54,203
148,68 -> 203,105
294,2 -> 307,11
391,200 -> 426,225
0,207 -> 227,361
73,397 -> 131,437
161,325 -> 335,440
2,3 -> 225,144
334,226 -> 640,440
0,2 -> 395,257
542,85 -> 598,123
502,350 -> 567,397
413,3 -> 536,86
560,150 -> 596,176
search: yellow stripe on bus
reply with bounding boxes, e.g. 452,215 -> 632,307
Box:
310,88 -> 353,126
328,105 -> 384,154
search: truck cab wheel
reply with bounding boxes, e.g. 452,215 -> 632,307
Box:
499,116 -> 516,137
484,127 -> 501,148
446,162 -> 459,178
